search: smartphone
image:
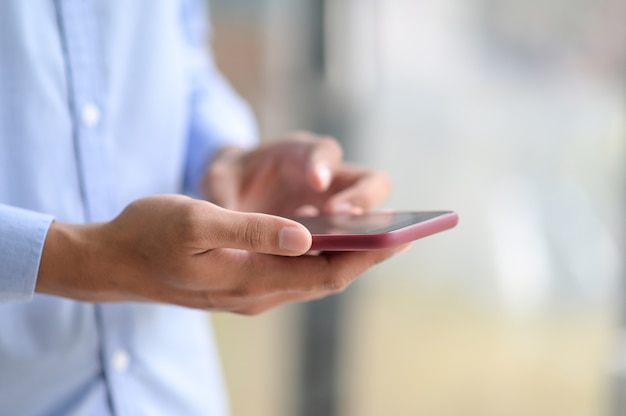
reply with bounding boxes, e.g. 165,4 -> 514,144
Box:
288,210 -> 458,251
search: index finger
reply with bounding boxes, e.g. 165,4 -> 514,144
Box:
322,166 -> 392,214
236,242 -> 410,294
180,242 -> 410,307
306,135 -> 344,192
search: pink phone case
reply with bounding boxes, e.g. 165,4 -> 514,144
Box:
309,211 -> 459,251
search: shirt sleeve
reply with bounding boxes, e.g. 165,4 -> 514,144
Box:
0,204 -> 53,302
181,0 -> 259,197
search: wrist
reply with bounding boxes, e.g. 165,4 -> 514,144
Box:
37,221 -> 80,297
211,145 -> 247,164
36,221 -> 106,301
201,145 -> 247,205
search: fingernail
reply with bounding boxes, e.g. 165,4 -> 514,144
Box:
316,164 -> 332,190
279,226 -> 311,253
332,202 -> 363,215
294,205 -> 319,217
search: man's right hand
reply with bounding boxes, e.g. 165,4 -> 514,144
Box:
36,195 -> 407,315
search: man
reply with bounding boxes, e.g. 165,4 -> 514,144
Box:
0,1 -> 406,415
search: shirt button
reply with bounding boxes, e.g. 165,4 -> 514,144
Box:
81,103 -> 101,127
111,349 -> 131,373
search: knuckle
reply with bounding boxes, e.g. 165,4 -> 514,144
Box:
289,130 -> 314,141
228,279 -> 265,300
236,306 -> 266,316
371,251 -> 393,267
376,169 -> 392,186
239,217 -> 269,250
174,203 -> 204,241
323,272 -> 352,293
196,291 -> 216,310
319,136 -> 343,159
229,286 -> 254,299
376,170 -> 393,194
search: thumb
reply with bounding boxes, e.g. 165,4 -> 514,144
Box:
209,208 -> 312,256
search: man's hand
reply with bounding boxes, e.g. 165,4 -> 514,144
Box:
202,131 -> 392,216
36,195 -> 406,314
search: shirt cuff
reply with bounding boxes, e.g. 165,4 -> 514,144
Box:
0,204 -> 54,302
183,71 -> 258,198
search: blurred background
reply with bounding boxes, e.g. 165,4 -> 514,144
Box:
206,0 -> 626,415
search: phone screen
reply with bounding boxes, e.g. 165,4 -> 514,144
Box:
290,211 -> 451,235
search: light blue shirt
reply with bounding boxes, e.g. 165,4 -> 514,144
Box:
0,1 -> 257,415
